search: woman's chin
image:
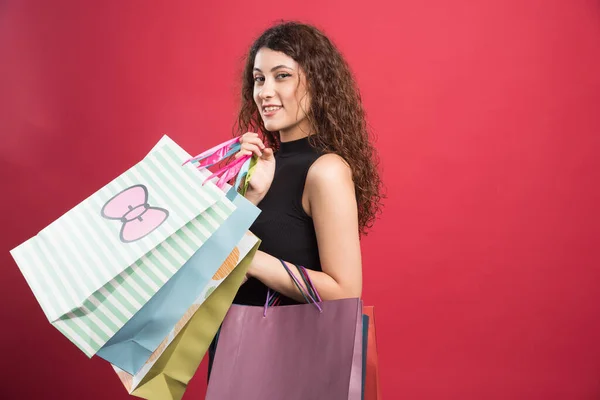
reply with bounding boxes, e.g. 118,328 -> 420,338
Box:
263,122 -> 285,132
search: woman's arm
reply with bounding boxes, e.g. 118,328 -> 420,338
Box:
247,153 -> 362,301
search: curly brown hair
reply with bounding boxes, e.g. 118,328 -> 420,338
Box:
236,21 -> 384,235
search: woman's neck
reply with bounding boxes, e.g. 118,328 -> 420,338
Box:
279,119 -> 313,143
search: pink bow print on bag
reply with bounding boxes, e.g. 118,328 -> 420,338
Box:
101,184 -> 169,243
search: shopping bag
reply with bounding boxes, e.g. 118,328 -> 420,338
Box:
295,268 -> 381,400
363,306 -> 382,400
206,261 -> 364,400
113,232 -> 260,399
98,187 -> 261,374
296,265 -> 379,400
361,314 -> 369,400
9,135 -> 235,357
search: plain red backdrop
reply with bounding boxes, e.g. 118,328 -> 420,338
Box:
1,0 -> 599,399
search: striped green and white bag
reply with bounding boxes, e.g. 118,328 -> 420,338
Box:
10,135 -> 235,357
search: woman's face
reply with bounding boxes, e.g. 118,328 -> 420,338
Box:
252,47 -> 311,138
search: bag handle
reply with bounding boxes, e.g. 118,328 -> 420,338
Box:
182,136 -> 241,167
279,260 -> 321,309
263,260 -> 323,317
233,155 -> 258,196
202,154 -> 252,189
296,265 -> 322,303
182,136 -> 257,191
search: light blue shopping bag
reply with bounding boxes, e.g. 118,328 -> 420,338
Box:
96,188 -> 260,374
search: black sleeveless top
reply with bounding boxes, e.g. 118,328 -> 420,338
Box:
233,136 -> 323,306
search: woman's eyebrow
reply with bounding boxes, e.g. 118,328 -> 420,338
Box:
253,64 -> 294,72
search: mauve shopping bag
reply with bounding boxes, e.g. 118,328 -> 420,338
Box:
206,297 -> 364,400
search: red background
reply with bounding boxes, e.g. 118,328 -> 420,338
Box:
1,1 -> 599,399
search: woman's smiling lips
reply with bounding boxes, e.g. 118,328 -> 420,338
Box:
262,104 -> 282,117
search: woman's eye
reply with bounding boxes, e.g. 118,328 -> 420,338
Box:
253,76 -> 265,83
276,73 -> 291,79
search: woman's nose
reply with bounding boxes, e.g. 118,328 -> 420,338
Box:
259,79 -> 275,99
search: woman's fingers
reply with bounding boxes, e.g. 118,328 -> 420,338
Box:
234,132 -> 269,160
241,132 -> 259,140
241,143 -> 263,157
241,133 -> 266,148
241,137 -> 266,149
261,147 -> 274,160
234,149 -> 252,159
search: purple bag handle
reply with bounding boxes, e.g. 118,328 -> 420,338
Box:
280,260 -> 322,309
263,290 -> 277,317
263,261 -> 323,317
297,265 -> 323,303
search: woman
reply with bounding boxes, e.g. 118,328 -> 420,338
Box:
208,20 -> 383,374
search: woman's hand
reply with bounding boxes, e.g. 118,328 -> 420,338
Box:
235,132 -> 275,205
